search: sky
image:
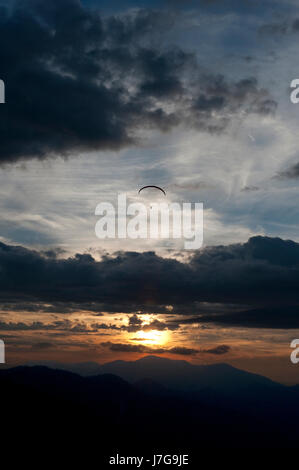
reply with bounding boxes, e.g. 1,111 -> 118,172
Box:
1,0 -> 299,383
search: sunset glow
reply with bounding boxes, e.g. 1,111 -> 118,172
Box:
132,330 -> 169,346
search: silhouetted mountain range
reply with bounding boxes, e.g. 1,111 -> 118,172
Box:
2,355 -> 298,461
26,355 -> 283,396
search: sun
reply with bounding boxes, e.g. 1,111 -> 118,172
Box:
132,329 -> 169,346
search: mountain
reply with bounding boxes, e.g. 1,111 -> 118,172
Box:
1,361 -> 299,456
20,355 -> 299,421
99,355 -> 279,393
25,355 -> 279,392
25,359 -> 103,376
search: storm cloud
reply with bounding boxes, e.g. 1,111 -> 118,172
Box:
0,0 -> 275,163
1,235 -> 299,327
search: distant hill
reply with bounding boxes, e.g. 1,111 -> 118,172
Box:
26,355 -> 282,393
21,355 -> 299,423
99,355 -> 279,393
25,359 -> 103,376
1,358 -> 299,455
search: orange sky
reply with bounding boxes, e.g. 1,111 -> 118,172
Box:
1,309 -> 299,384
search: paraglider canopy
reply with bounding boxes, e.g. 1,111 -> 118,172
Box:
138,185 -> 166,196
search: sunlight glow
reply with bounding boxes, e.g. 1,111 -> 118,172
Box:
132,329 -> 169,345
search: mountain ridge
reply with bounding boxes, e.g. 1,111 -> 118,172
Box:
20,354 -> 285,393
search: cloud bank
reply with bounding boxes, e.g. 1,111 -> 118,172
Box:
1,235 -> 299,327
0,0 -> 275,163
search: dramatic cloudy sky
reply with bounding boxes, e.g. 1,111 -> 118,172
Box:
1,0 -> 299,383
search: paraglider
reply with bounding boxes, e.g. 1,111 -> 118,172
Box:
138,185 -> 166,196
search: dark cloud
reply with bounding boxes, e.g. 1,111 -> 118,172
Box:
0,0 -> 275,163
100,341 -> 163,353
126,313 -> 143,332
142,318 -> 180,331
91,322 -> 120,330
0,318 -> 118,333
100,341 -> 197,355
0,302 -> 82,314
5,336 -> 95,350
1,236 -> 299,327
0,321 -> 52,331
275,162 -> 299,180
168,346 -> 198,355
199,307 -> 299,329
100,342 -> 230,356
0,300 -> 176,316
201,345 -> 231,355
122,315 -> 181,333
